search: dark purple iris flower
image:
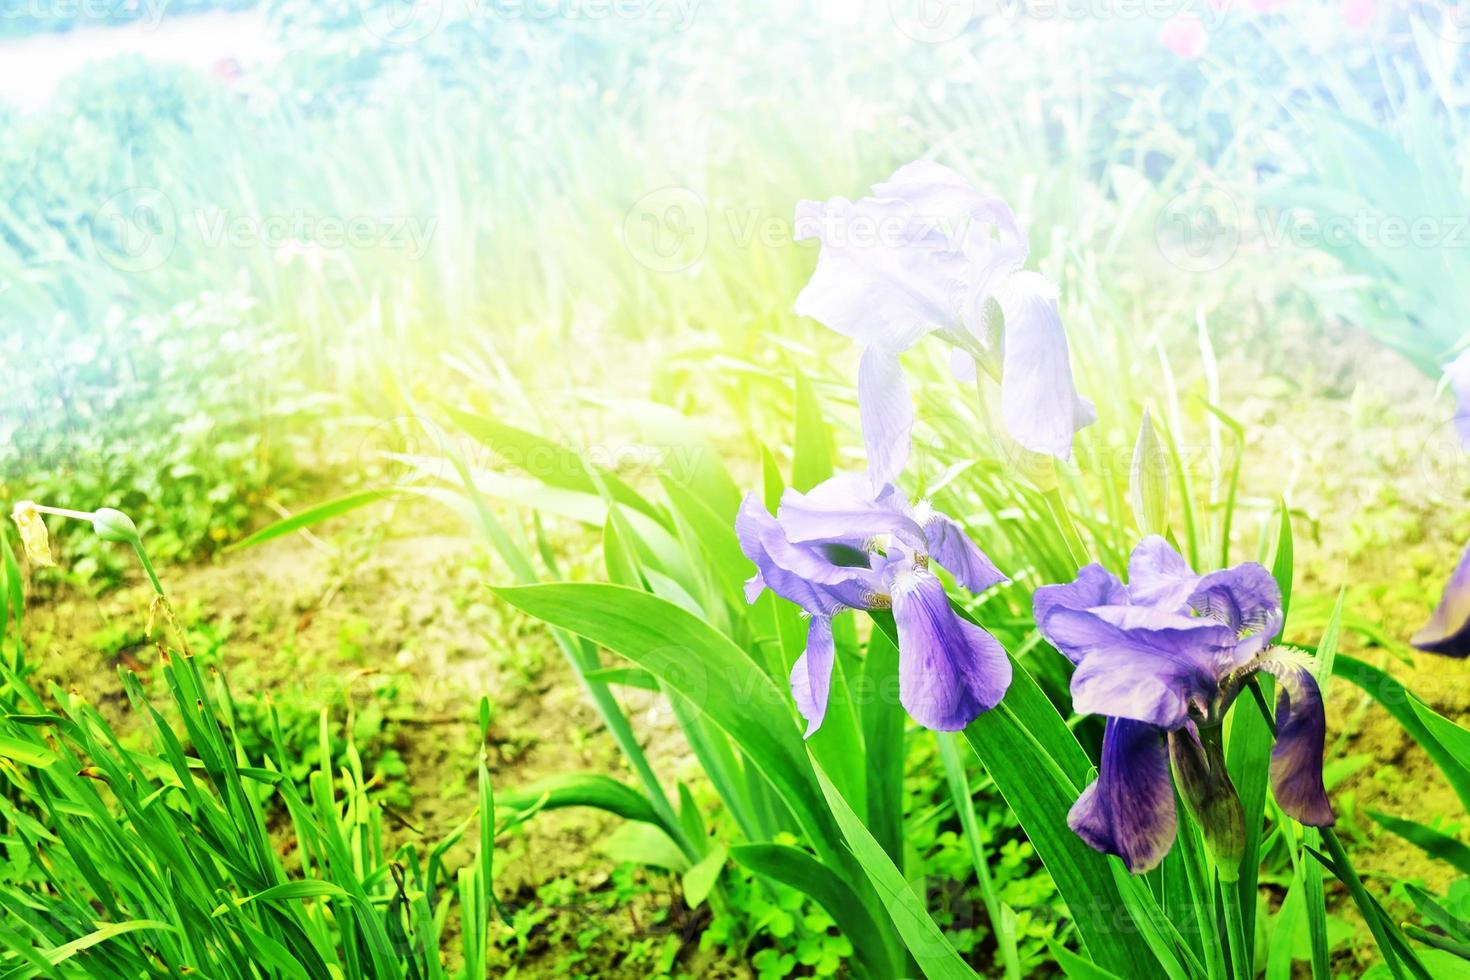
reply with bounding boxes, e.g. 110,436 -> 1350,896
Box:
736,473 -> 1011,735
1413,540 -> 1470,657
1034,537 -> 1334,874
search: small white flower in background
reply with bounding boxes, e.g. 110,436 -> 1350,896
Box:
10,501 -> 55,567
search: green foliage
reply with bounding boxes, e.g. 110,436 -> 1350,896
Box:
0,546 -> 495,976
1,293 -> 299,585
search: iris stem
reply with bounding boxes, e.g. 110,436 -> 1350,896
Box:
1220,879 -> 1251,980
132,541 -> 165,598
1042,486 -> 1088,567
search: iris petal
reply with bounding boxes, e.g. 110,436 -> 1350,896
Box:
790,616 -> 836,738
921,510 -> 1008,594
1447,350 -> 1470,449
858,346 -> 915,491
1126,535 -> 1199,611
892,570 -> 1010,731
996,271 -> 1095,460
777,474 -> 925,552
1043,605 -> 1233,728
736,493 -> 880,615
793,195 -> 964,352
1257,649 -> 1335,827
1068,718 -> 1177,874
1412,539 -> 1470,657
1189,563 -> 1284,667
1033,563 -> 1128,644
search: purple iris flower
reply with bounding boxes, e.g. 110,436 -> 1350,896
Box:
793,161 -> 1096,489
1034,537 -> 1334,874
1413,540 -> 1470,657
736,473 -> 1012,735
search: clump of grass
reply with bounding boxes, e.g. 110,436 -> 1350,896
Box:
0,511 -> 498,977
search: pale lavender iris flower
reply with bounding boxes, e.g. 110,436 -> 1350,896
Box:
1034,537 -> 1334,874
737,473 -> 1011,735
793,161 -> 1095,488
1413,540 -> 1470,657
1447,350 -> 1470,448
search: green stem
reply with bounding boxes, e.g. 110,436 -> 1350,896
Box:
131,541 -> 165,597
1042,486 -> 1088,567
1221,878 -> 1251,980
938,733 -> 1021,980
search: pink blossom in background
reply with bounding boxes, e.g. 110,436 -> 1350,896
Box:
1341,0 -> 1374,29
1160,14 -> 1209,60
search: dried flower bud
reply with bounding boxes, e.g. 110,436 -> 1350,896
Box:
9,501 -> 54,567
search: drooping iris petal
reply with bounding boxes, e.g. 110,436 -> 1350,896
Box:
1042,605 -> 1234,728
790,616 -> 836,738
1412,540 -> 1470,657
1032,563 -> 1128,643
777,474 -> 925,553
858,346 -> 915,491
920,510 -> 1009,594
994,271 -> 1095,461
1447,351 -> 1470,449
1189,563 -> 1283,665
1068,718 -> 1176,874
1126,535 -> 1199,611
891,568 -> 1011,731
1256,649 -> 1335,827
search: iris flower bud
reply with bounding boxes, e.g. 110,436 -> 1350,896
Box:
1169,725 -> 1246,882
90,508 -> 139,543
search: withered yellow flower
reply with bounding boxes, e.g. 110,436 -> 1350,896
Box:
10,500 -> 55,567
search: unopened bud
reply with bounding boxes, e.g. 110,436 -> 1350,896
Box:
91,508 -> 139,543
1170,725 -> 1245,881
